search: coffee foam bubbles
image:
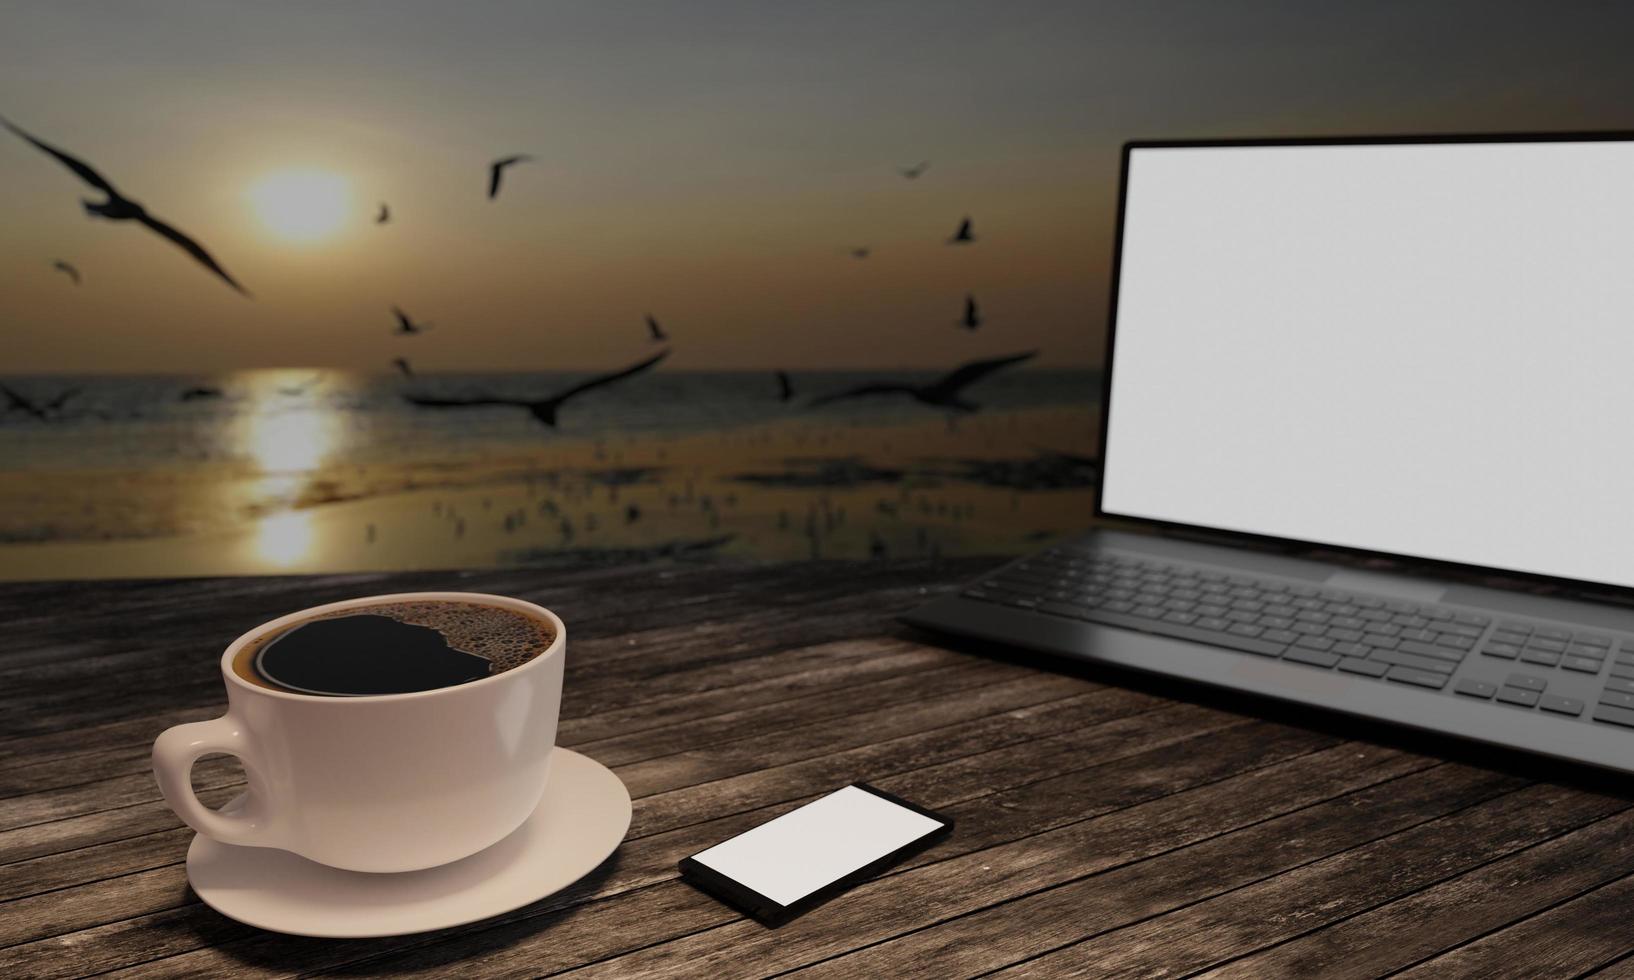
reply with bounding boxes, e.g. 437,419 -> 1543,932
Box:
304,599 -> 553,673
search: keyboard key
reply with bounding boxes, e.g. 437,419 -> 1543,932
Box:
1332,642 -> 1368,658
1540,695 -> 1585,716
1338,656 -> 1389,677
1398,640 -> 1463,663
1593,703 -> 1634,729
1363,634 -> 1401,650
1329,616 -> 1365,630
1573,632 -> 1612,648
1437,622 -> 1484,638
1605,677 -> 1634,694
1133,605 -> 1165,618
1490,630 -> 1529,646
1045,601 -> 1289,658
1435,635 -> 1476,651
1567,643 -> 1607,658
1291,622 -> 1326,636
1497,687 -> 1540,708
1262,629 -> 1298,643
1371,649 -> 1455,674
1386,666 -> 1448,690
1259,615 -> 1295,629
1519,650 -> 1561,667
1453,612 -> 1490,626
1284,647 -> 1341,668
1161,611 -> 1200,625
1395,615 -> 1429,629
1196,616 -> 1230,631
1400,628 -> 1435,642
1295,635 -> 1335,651
1481,643 -> 1520,659
1505,673 -> 1548,692
1327,628 -> 1364,643
1498,621 -> 1534,634
1228,623 -> 1266,638
1535,627 -> 1571,641
1561,656 -> 1602,674
1526,638 -> 1566,654
1601,691 -> 1634,709
1612,664 -> 1634,681
1454,678 -> 1497,699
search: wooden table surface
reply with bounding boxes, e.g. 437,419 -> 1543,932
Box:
6,558 -> 1634,979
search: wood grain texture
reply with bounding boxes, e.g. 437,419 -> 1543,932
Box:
1,558 -> 1632,979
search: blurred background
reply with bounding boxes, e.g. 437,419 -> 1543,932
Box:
3,0 -> 1631,580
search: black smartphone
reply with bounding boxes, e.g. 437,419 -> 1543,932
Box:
678,783 -> 953,927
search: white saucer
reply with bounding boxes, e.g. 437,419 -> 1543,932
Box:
186,748 -> 631,938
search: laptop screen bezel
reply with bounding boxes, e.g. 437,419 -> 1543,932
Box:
1093,131 -> 1634,598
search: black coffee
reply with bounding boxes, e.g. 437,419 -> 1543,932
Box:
236,599 -> 554,697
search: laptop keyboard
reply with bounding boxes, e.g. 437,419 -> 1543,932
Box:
963,547 -> 1634,729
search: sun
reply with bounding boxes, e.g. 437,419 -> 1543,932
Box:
247,169 -> 353,244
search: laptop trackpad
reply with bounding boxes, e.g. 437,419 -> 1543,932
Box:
1322,570 -> 1447,603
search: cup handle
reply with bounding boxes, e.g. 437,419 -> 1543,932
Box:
152,715 -> 282,848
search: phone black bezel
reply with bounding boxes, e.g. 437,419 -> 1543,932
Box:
677,782 -> 953,928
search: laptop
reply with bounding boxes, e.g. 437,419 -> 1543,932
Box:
906,133 -> 1634,775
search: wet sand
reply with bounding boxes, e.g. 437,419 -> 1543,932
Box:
0,405 -> 1099,581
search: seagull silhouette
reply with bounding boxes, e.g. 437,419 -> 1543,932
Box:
959,294 -> 982,330
376,202 -> 390,224
776,370 -> 795,403
948,216 -> 975,244
850,247 -> 871,259
2,117 -> 249,295
52,260 -> 80,285
404,350 -> 669,428
1,384 -> 47,420
899,161 -> 929,179
488,155 -> 533,199
1,384 -> 77,419
392,306 -> 431,335
809,351 -> 1036,414
393,357 -> 414,378
645,314 -> 668,343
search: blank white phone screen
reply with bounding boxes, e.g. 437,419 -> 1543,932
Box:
1103,141 -> 1634,589
688,786 -> 944,907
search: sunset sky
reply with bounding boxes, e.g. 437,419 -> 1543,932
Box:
6,1 -> 1634,372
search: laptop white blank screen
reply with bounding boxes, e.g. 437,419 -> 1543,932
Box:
1101,140 -> 1634,590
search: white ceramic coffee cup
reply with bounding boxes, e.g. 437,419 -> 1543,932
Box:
152,592 -> 565,873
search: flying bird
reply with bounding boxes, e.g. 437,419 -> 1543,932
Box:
404,350 -> 670,428
645,314 -> 668,343
899,161 -> 929,179
51,260 -> 80,285
488,154 -> 534,199
1,384 -> 76,419
776,370 -> 794,403
959,294 -> 982,330
1,384 -> 47,420
392,306 -> 431,335
808,351 -> 1036,414
948,216 -> 975,244
376,202 -> 390,224
849,247 -> 871,259
393,357 -> 414,378
2,117 -> 249,295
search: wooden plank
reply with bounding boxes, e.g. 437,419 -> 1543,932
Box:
983,783 -> 1626,978
1201,807 -> 1634,979
311,739 -> 1426,978
54,705 -> 1334,977
1392,871 -> 1634,979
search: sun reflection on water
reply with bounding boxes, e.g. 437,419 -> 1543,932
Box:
232,370 -> 345,569
255,510 -> 315,568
